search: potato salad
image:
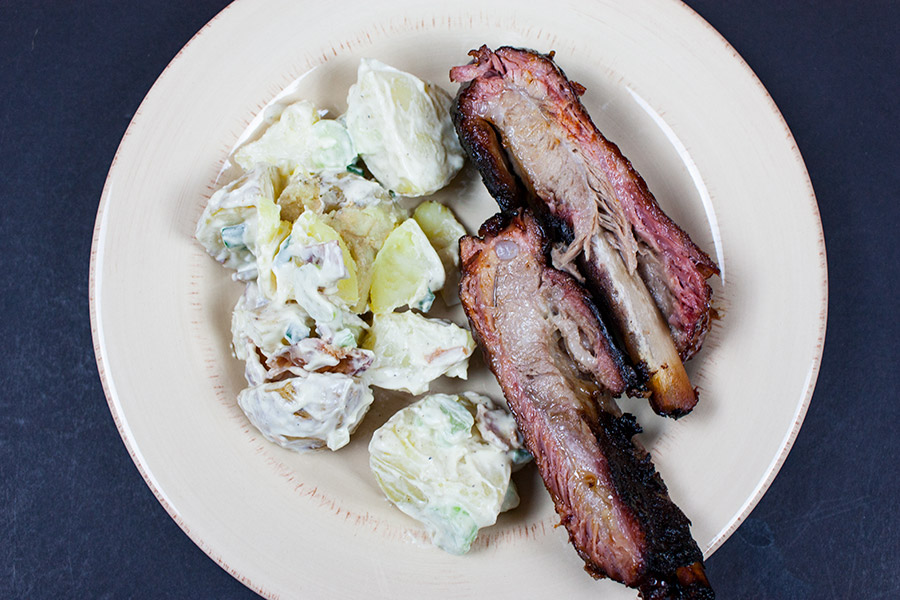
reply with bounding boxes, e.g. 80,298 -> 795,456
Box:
369,392 -> 529,554
196,60 -> 527,553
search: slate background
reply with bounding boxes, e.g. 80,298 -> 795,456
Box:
1,1 -> 897,598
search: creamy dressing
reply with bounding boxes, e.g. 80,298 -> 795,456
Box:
318,169 -> 389,208
233,100 -> 355,173
361,312 -> 474,395
345,59 -> 464,197
273,239 -> 347,321
196,64 -> 527,555
195,165 -> 287,282
369,393 -> 528,554
231,282 -> 312,360
270,211 -> 363,345
238,373 -> 374,452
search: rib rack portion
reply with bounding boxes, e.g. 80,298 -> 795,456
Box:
459,212 -> 713,599
452,45 -> 719,417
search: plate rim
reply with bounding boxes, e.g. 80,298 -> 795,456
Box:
89,0 -> 828,595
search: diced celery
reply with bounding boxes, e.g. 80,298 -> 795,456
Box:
308,119 -> 357,170
221,223 -> 247,249
284,321 -> 310,345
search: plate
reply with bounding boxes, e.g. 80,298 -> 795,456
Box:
89,0 -> 827,597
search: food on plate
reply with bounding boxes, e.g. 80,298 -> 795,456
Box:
276,168 -> 392,221
345,59 -> 464,196
275,168 -> 408,313
368,218 -> 445,314
233,282 -> 374,382
234,100 -> 356,173
368,392 -> 527,554
238,372 -> 374,452
275,210 -> 360,307
413,200 -> 467,305
361,311 -> 475,395
195,165 -> 289,284
413,200 -> 466,272
457,211 -> 633,397
327,198 -> 408,313
196,49 -> 722,588
451,45 -> 719,417
231,281 -> 314,385
197,59 -> 481,457
458,211 -> 713,598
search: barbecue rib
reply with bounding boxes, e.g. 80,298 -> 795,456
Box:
452,46 -> 719,417
459,212 -> 713,599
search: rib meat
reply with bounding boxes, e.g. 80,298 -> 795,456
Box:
459,211 -> 713,599
452,46 -> 719,417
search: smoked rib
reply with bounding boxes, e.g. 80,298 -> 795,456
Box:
459,212 -> 713,599
452,46 -> 719,416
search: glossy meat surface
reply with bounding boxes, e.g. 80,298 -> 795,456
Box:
459,212 -> 713,598
452,46 -> 718,365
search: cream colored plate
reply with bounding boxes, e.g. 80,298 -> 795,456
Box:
90,0 -> 826,597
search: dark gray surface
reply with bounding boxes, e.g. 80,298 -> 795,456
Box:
1,1 -> 897,598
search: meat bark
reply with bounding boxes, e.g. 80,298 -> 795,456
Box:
452,46 -> 719,417
459,212 -> 713,599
